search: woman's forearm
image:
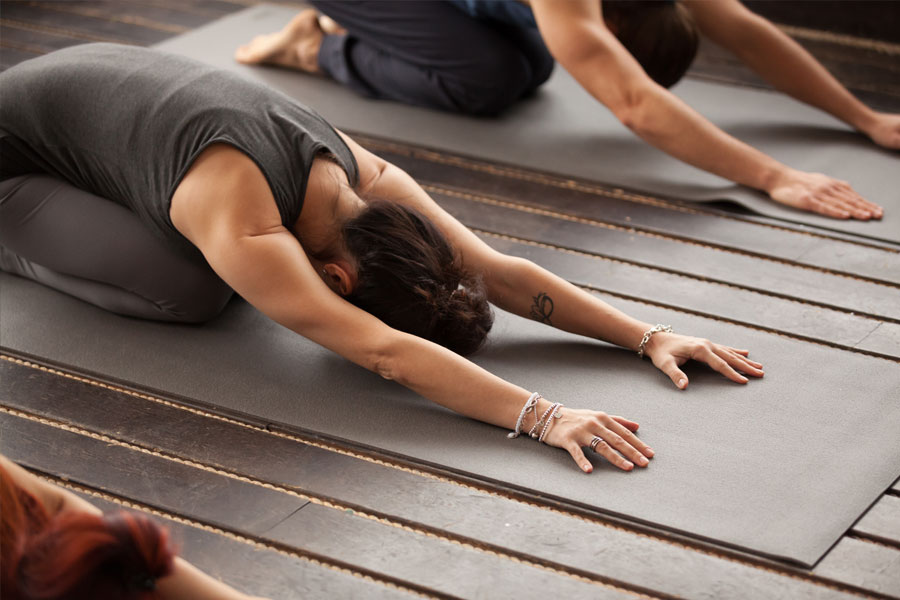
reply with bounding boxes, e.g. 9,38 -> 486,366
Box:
710,13 -> 877,132
484,256 -> 650,351
380,331 -> 531,429
610,84 -> 788,193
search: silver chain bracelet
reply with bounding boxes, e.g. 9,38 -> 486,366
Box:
508,392 -> 541,439
637,324 -> 672,358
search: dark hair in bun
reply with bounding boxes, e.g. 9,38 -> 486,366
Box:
342,201 -> 493,355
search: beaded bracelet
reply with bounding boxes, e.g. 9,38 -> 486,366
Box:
528,402 -> 557,439
538,403 -> 563,443
507,392 -> 541,439
637,324 -> 673,358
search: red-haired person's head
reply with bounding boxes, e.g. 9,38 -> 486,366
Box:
1,464 -> 175,600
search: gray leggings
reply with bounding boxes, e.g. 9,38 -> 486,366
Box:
0,173 -> 233,323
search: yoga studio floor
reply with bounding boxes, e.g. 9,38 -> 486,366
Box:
2,1 -> 899,598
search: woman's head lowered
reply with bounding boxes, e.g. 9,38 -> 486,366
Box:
315,198 -> 494,356
604,0 -> 700,89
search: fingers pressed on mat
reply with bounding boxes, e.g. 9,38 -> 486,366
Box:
588,437 -> 634,471
720,348 -> 764,377
701,348 -> 748,383
607,419 -> 653,459
566,442 -> 593,474
659,358 -> 689,390
610,415 -> 640,432
837,188 -> 882,219
598,428 -> 648,467
817,200 -> 851,219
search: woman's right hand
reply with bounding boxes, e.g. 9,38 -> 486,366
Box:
542,407 -> 655,473
767,168 -> 883,220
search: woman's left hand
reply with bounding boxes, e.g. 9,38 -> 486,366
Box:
863,112 -> 900,150
641,332 -> 764,390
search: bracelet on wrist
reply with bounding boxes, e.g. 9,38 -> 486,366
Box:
508,392 -> 541,439
637,324 -> 672,358
508,394 -> 565,445
538,403 -> 563,443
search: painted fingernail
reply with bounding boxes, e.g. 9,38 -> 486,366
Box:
583,464 -> 592,473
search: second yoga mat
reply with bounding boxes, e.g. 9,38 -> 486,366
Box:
3,272 -> 899,567
154,4 -> 900,244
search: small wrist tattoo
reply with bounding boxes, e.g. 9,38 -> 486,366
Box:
530,292 -> 554,325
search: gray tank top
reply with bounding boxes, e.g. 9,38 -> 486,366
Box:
0,43 -> 359,255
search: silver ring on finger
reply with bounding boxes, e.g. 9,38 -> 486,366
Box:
590,436 -> 604,452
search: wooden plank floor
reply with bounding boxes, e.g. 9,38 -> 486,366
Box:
1,2 -> 899,598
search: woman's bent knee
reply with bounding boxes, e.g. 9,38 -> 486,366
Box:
444,52 -> 547,115
158,275 -> 233,324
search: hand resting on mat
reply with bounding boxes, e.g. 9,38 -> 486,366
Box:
767,170 -> 882,220
531,0 -> 886,221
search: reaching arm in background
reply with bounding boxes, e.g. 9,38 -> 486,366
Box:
529,0 -> 884,220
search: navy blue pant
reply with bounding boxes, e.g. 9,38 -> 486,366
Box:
311,0 -> 554,116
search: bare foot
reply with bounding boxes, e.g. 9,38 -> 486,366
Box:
317,14 -> 346,35
235,9 -> 324,73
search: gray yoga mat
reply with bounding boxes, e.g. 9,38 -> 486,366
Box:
2,273 -> 899,566
154,4 -> 900,244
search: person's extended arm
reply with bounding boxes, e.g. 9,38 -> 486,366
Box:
340,133 -> 764,392
171,144 -> 670,471
0,455 -> 102,517
685,0 -> 900,150
529,0 -> 881,220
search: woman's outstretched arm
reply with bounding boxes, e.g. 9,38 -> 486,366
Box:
685,0 -> 900,150
340,133 -> 764,392
527,0 -> 882,221
170,144 -> 657,472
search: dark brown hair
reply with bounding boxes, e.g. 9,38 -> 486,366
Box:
342,201 -> 493,356
604,0 -> 699,88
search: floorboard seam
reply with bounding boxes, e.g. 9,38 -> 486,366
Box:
0,39 -> 45,56
472,226 -> 900,325
846,534 -> 900,553
431,184 -> 900,287
468,232 -> 900,361
778,24 -> 900,55
0,374 -> 884,599
20,1 -> 190,34
572,280 -> 899,362
223,0 -> 310,9
852,322 -> 885,350
359,136 -> 900,253
1,405 -> 662,599
0,17 -> 137,45
119,0 -> 233,19
31,472 -> 446,600
256,501 -> 313,537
